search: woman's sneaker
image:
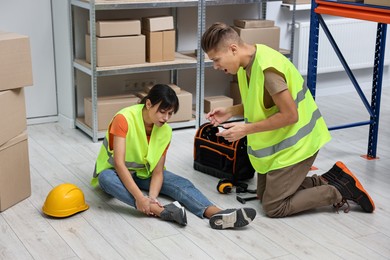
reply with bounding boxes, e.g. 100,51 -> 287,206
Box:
323,161 -> 375,213
209,208 -> 256,230
160,201 -> 187,226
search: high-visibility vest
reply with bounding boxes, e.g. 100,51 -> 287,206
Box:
237,44 -> 331,173
91,104 -> 171,186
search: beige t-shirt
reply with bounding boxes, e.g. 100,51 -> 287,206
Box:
263,68 -> 288,109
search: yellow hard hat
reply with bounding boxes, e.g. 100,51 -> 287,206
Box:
42,183 -> 89,217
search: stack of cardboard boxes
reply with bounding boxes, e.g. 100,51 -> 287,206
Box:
86,19 -> 146,67
233,19 -> 280,51
85,15 -> 175,66
137,84 -> 193,123
0,31 -> 33,212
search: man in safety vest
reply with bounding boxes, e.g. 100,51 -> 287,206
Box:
201,22 -> 375,217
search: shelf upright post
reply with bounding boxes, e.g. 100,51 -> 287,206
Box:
89,0 -> 98,142
306,0 -> 319,98
289,0 -> 296,62
367,23 -> 387,159
197,0 -> 205,128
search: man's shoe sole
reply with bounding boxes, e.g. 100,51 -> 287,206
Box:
335,161 -> 375,213
209,208 -> 256,230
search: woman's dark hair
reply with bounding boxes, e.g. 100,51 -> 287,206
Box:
141,84 -> 179,114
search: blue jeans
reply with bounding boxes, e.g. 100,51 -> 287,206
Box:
98,169 -> 214,218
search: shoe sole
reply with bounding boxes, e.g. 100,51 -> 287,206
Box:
209,208 -> 256,230
335,161 -> 375,213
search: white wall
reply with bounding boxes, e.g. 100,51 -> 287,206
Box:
0,0 -> 57,123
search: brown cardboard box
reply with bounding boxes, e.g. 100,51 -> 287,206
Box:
234,26 -> 280,51
144,83 -> 181,94
0,88 -> 27,147
0,131 -> 31,212
230,81 -> 241,105
143,30 -> 175,63
86,34 -> 146,67
204,96 -> 234,113
142,16 -> 174,32
169,90 -> 193,122
0,32 -> 33,91
364,0 -> 390,6
87,20 -> 141,37
84,95 -> 140,130
234,19 -> 275,28
282,0 -> 311,4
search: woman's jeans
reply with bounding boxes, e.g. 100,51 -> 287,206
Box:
98,169 -> 213,218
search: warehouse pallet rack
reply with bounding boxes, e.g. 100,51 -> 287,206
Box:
70,0 -> 298,142
307,0 -> 389,158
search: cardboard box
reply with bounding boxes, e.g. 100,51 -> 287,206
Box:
0,32 -> 33,91
142,16 -> 174,32
0,131 -> 31,212
87,20 -> 141,37
84,95 -> 140,130
204,96 -> 233,113
364,0 -> 390,6
143,30 -> 175,63
0,88 -> 27,147
282,0 -> 311,4
234,26 -> 280,51
86,34 -> 145,67
230,81 -> 241,105
144,83 -> 181,94
234,19 -> 275,28
169,90 -> 193,123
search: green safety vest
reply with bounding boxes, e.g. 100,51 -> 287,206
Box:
237,44 -> 331,174
91,104 -> 171,187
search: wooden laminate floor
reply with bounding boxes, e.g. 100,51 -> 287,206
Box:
1,87 -> 390,259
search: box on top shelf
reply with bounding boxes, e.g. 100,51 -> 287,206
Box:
142,16 -> 174,32
0,31 -> 33,91
234,26 -> 280,51
85,34 -> 145,67
142,29 -> 175,63
87,20 -> 141,37
0,131 -> 31,212
282,0 -> 311,4
0,88 -> 27,147
84,94 -> 140,131
233,19 -> 275,28
364,0 -> 390,7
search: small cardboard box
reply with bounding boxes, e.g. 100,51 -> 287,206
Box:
282,0 -> 311,4
143,30 -> 175,63
142,16 -> 174,32
84,95 -> 140,130
144,83 -> 181,94
86,34 -> 146,67
234,26 -> 280,51
87,20 -> 141,37
364,0 -> 390,6
0,32 -> 33,91
0,88 -> 27,147
0,131 -> 31,212
204,96 -> 233,113
230,81 -> 241,105
234,19 -> 275,28
169,90 -> 193,123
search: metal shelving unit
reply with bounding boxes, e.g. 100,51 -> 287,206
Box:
197,0 -> 298,126
307,0 -> 389,159
70,0 -> 202,142
70,0 -> 298,142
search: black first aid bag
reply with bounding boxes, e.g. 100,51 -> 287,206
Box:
193,123 -> 255,182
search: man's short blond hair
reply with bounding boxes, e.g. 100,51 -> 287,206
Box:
201,22 -> 243,53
